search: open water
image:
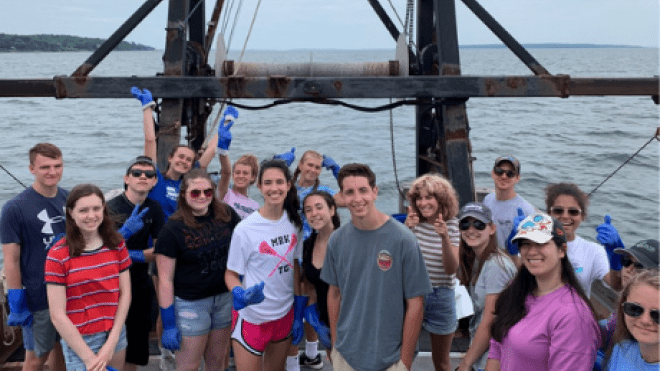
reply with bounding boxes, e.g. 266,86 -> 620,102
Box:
0,48 -> 658,267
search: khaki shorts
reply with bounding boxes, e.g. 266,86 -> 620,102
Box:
331,349 -> 409,371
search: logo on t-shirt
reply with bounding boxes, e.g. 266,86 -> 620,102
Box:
37,209 -> 65,235
166,186 -> 178,201
259,233 -> 298,276
377,250 -> 393,272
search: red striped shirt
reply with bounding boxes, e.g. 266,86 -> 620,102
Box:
45,239 -> 131,335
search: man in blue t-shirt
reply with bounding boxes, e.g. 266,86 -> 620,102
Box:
0,143 -> 67,371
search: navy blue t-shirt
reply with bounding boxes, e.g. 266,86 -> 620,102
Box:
0,187 -> 68,311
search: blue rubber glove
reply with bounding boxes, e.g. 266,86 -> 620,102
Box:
292,296 -> 308,345
232,282 -> 265,311
506,208 -> 526,255
128,249 -> 146,263
322,155 -> 341,179
160,304 -> 181,351
596,215 -> 623,271
217,106 -> 238,155
131,87 -> 156,109
119,204 -> 150,240
304,303 -> 331,349
593,349 -> 606,371
106,367 -> 119,371
7,289 -> 33,327
273,147 -> 296,167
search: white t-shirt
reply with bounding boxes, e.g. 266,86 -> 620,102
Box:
227,210 -> 302,324
567,235 -> 610,297
483,193 -> 536,249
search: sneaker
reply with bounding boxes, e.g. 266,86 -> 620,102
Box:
299,352 -> 323,369
160,347 -> 176,371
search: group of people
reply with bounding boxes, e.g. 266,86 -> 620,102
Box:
0,89 -> 657,371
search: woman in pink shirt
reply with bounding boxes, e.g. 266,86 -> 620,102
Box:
486,213 -> 600,371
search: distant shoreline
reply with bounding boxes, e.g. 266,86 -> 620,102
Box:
0,33 -> 154,52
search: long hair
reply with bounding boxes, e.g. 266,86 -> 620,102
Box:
259,159 -> 303,230
545,182 -> 589,219
171,168 -> 231,228
292,150 -> 322,188
457,224 -> 505,286
490,238 -> 597,342
303,190 -> 341,231
406,173 -> 459,223
233,154 -> 259,185
611,269 -> 660,351
65,184 -> 123,257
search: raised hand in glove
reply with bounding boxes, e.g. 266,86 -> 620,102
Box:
596,215 -> 623,271
131,87 -> 156,110
322,155 -> 341,179
232,281 -> 265,311
118,204 -> 150,240
273,147 -> 296,167
506,208 -> 526,255
217,106 -> 238,155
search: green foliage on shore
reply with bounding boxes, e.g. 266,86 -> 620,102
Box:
0,33 -> 154,52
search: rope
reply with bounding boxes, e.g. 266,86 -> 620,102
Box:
588,132 -> 659,197
389,98 -> 407,200
232,0 -> 262,77
226,0 -> 244,53
0,163 -> 27,189
386,0 -> 406,28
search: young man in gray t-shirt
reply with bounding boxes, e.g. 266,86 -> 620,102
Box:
321,163 -> 432,371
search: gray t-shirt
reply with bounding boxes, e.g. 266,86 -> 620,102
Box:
321,217 -> 433,371
468,253 -> 517,369
483,193 -> 536,249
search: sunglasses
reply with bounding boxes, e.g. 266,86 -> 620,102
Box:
459,219 -> 487,231
622,302 -> 660,324
189,188 -> 214,199
129,169 -> 157,178
493,167 -> 517,178
550,207 -> 582,217
621,256 -> 645,270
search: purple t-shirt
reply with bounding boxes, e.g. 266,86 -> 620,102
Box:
488,285 -> 600,371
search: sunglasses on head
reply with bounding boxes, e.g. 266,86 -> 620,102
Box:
493,167 -> 517,178
459,219 -> 487,231
129,169 -> 157,178
621,256 -> 645,270
622,302 -> 660,324
550,207 -> 582,217
189,188 -> 214,199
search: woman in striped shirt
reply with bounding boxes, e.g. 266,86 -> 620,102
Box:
45,184 -> 131,371
405,174 -> 460,371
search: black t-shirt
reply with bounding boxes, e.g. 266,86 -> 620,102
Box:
155,206 -> 241,301
107,195 -> 165,285
302,232 -> 329,326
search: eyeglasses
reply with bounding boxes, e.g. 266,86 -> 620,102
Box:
459,219 -> 487,231
129,169 -> 157,178
622,302 -> 660,324
189,188 -> 214,199
550,207 -> 582,217
621,256 -> 644,270
493,167 -> 517,178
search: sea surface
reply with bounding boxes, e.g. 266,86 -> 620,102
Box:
0,48 -> 658,267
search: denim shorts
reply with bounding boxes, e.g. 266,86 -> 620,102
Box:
22,309 -> 61,358
175,292 -> 232,337
61,326 -> 127,371
423,286 -> 457,335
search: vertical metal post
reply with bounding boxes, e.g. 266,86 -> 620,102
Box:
433,0 -> 476,205
187,0 -> 208,151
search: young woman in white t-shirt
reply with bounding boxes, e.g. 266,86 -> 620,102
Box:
225,159 -> 306,371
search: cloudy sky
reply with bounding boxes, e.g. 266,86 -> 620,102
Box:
3,0 -> 658,50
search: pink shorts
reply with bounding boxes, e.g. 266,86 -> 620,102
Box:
231,307 -> 293,355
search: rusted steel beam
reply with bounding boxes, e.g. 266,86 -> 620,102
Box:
205,0 -> 225,55
460,0 -> 550,75
71,0 -> 164,77
0,76 -> 657,99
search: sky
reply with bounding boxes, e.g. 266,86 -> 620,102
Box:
2,0 -> 658,50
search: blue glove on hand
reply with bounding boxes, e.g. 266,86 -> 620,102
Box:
304,303 -> 332,349
160,304 -> 181,351
596,215 -> 623,271
217,106 -> 238,154
232,282 -> 265,311
106,367 -> 119,371
131,87 -> 155,109
506,208 -> 526,255
7,289 -> 33,327
119,204 -> 150,240
322,155 -> 341,179
273,147 -> 296,167
292,296 -> 308,345
128,249 -> 146,263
